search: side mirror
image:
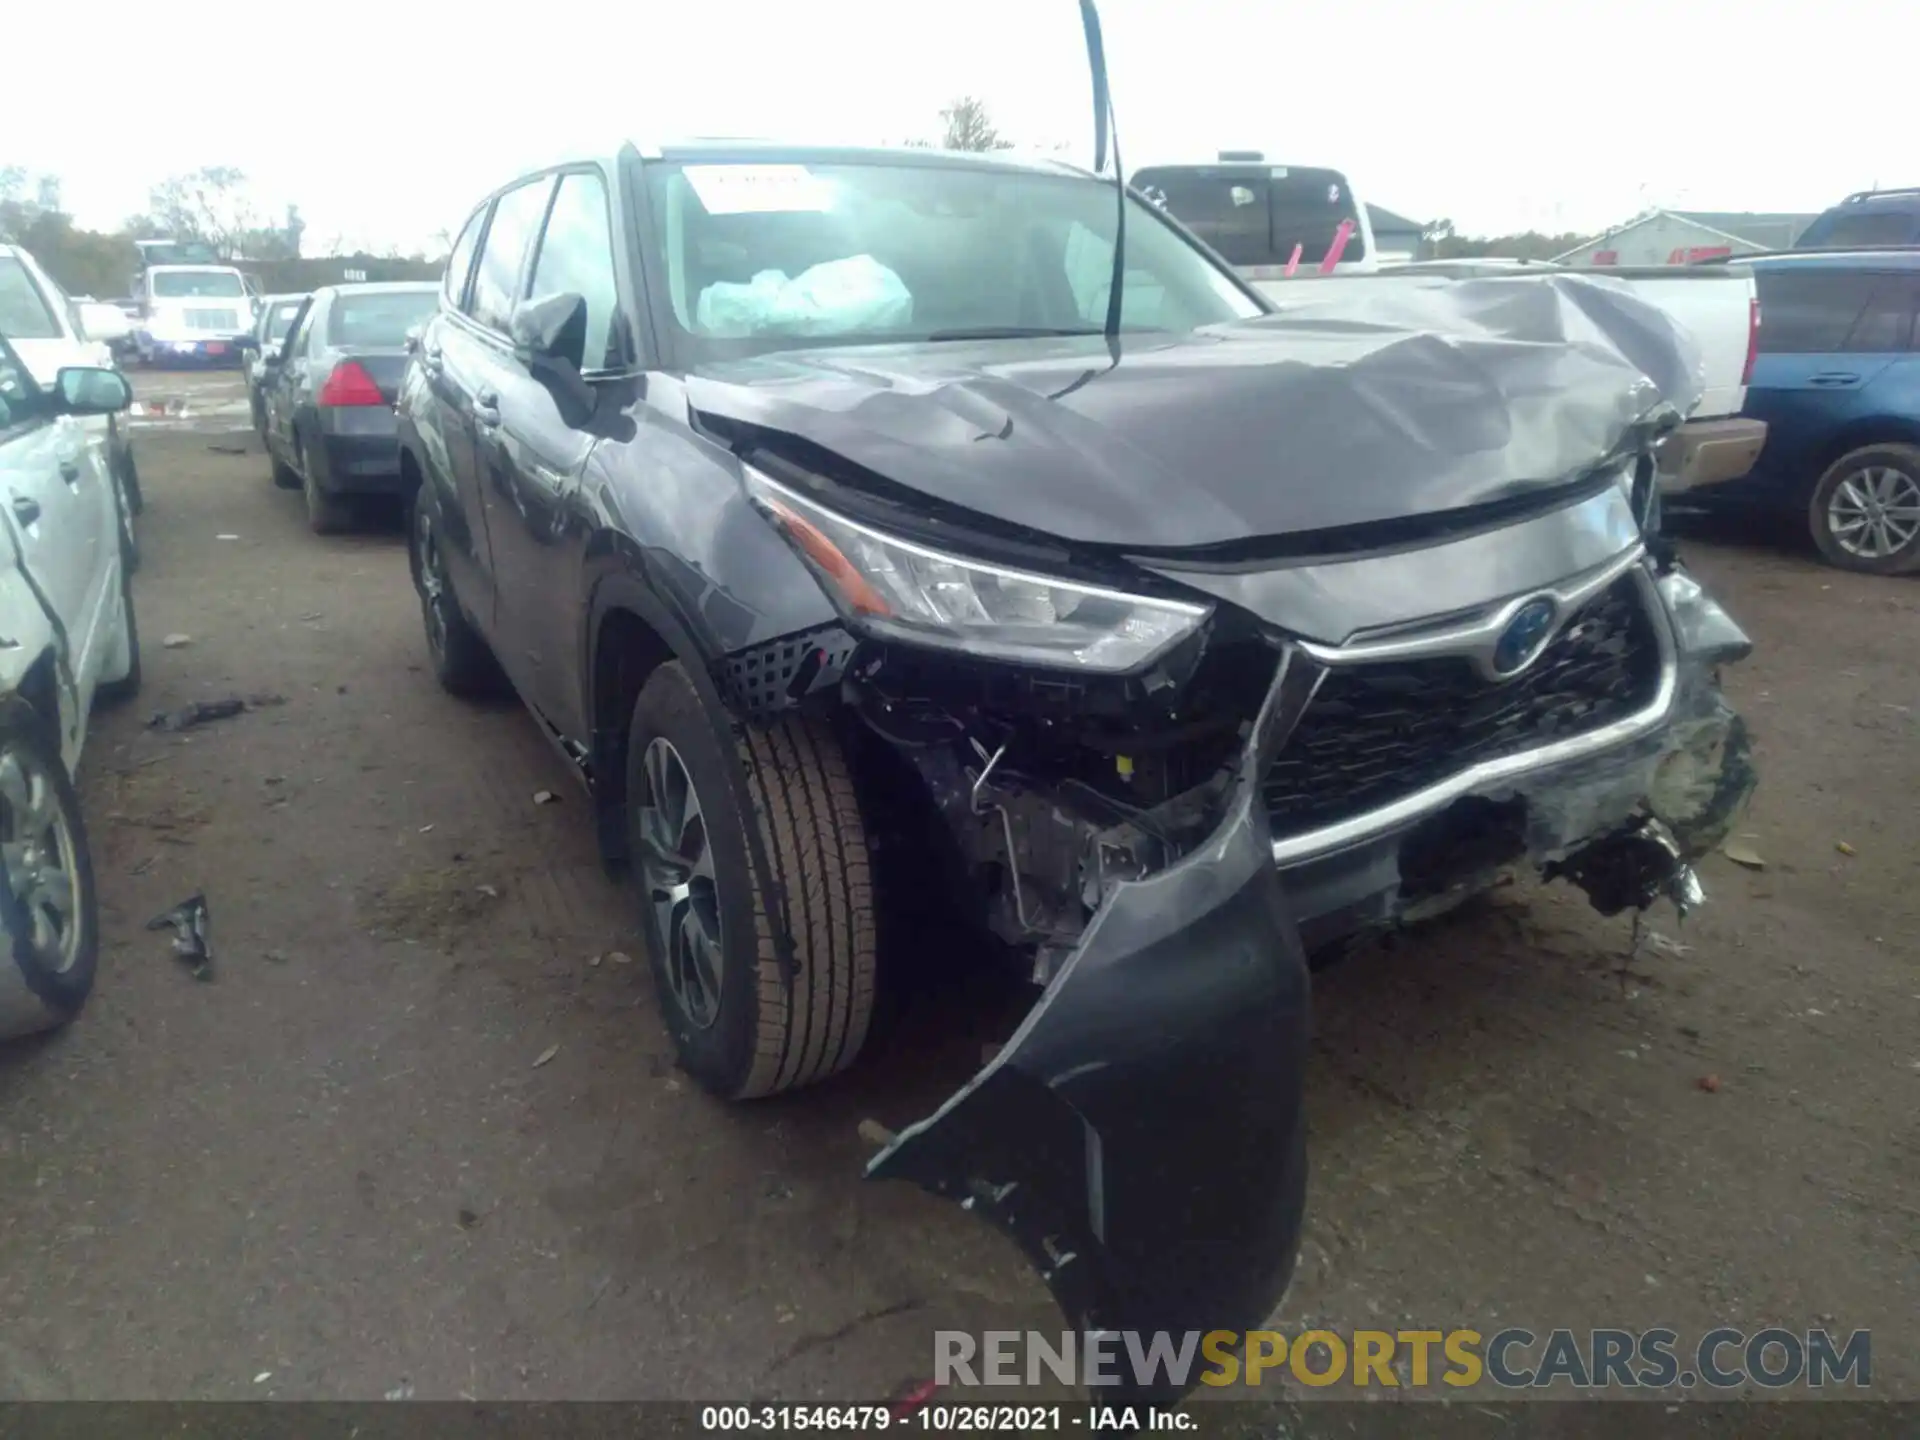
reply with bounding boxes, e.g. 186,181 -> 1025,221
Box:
53,366 -> 133,416
403,326 -> 422,355
510,293 -> 594,427
78,301 -> 133,343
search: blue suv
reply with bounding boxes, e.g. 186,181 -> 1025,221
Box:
1701,251 -> 1920,573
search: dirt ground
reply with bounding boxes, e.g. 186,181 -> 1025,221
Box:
0,370 -> 1913,1406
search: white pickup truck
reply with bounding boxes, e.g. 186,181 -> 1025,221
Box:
1253,258 -> 1768,493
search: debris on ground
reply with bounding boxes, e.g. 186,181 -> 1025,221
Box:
1836,841 -> 1857,857
1721,841 -> 1767,870
588,953 -> 602,967
604,950 -> 633,966
857,1118 -> 897,1148
533,790 -> 559,805
1698,1074 -> 1722,1093
264,949 -> 290,964
147,694 -> 287,733
456,1208 -> 480,1230
216,533 -> 240,541
384,1380 -> 414,1401
475,884 -> 498,899
162,633 -> 193,649
207,444 -> 247,456
147,893 -> 212,980
532,1044 -> 560,1069
253,1372 -> 271,1385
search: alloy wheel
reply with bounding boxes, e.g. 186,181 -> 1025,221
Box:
0,743 -> 81,974
415,508 -> 450,660
636,737 -> 723,1030
1827,464 -> 1920,560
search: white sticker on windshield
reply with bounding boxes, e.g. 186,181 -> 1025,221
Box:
683,165 -> 832,216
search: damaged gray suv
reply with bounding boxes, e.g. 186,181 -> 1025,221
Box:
397,142 -> 1756,1392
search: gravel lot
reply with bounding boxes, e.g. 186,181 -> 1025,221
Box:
0,370 -> 1913,1406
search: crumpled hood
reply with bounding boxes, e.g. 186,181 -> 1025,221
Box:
684,273 -> 1704,550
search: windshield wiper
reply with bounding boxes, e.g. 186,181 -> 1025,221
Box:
924,326 -> 1105,341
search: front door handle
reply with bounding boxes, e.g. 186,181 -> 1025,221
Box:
1809,372 -> 1861,387
58,460 -> 81,484
12,496 -> 41,527
473,389 -> 501,428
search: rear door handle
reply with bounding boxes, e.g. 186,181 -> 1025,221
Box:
12,496 -> 41,527
473,389 -> 501,428
1809,372 -> 1861,386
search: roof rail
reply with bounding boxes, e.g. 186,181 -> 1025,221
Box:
1843,187 -> 1920,204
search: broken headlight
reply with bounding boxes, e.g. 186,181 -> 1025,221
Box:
747,470 -> 1210,672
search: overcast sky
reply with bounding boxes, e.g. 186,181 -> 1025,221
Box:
12,0 -> 1913,253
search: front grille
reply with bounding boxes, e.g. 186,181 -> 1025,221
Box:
1264,574 -> 1664,838
184,308 -> 240,331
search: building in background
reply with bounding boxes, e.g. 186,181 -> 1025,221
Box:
1554,209 -> 1817,266
1366,204 -> 1426,264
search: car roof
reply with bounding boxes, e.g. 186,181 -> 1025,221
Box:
643,139 -> 1089,178
312,281 -> 439,298
1745,249 -> 1920,271
262,292 -> 309,303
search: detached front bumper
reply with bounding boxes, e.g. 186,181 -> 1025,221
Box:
868,654 -> 1317,1404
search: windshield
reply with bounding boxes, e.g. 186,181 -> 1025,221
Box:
0,257 -> 61,339
151,269 -> 247,299
1796,207 -> 1920,250
265,301 -> 305,342
327,290 -> 439,347
642,158 -> 1261,363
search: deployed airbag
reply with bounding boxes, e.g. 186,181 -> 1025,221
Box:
696,255 -> 913,339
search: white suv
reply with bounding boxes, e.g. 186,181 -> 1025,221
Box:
0,332 -> 142,1038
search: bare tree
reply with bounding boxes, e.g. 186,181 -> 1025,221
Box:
928,97 -> 1014,153
145,166 -> 261,259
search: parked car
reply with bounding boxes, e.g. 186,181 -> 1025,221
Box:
1271,257 -> 1769,497
0,332 -> 142,1039
131,263 -> 257,367
0,243 -> 144,561
1795,188 -> 1920,251
1132,154 -> 1379,278
244,292 -> 311,436
395,142 -> 1757,1391
1680,250 -> 1920,573
245,282 -> 438,533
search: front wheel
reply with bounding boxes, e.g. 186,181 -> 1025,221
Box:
0,699 -> 99,1039
1808,444 -> 1920,575
628,662 -> 877,1099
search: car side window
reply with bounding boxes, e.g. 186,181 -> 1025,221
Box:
1755,270 -> 1878,354
444,206 -> 487,311
469,177 -> 556,334
279,301 -> 315,362
526,170 -> 626,371
1844,276 -> 1920,354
